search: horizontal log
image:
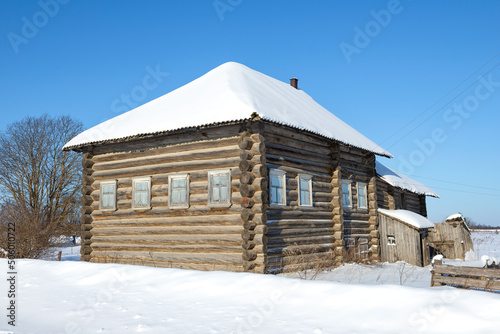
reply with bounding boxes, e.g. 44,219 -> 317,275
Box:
91,233 -> 243,245
92,157 -> 240,179
266,227 -> 334,238
265,142 -> 331,164
266,219 -> 333,229
267,244 -> 334,256
91,225 -> 244,236
238,136 -> 253,150
90,250 -> 243,265
266,163 -> 330,181
91,214 -> 243,226
266,235 -> 335,248
433,264 -> 500,279
267,210 -> 333,220
91,257 -> 245,272
252,164 -> 267,178
432,275 -> 500,290
92,136 -> 239,163
92,145 -> 241,171
239,184 -> 256,198
91,242 -> 243,253
263,124 -> 331,149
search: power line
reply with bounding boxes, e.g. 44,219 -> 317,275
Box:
386,60 -> 500,149
379,52 -> 500,146
428,186 -> 500,197
408,175 -> 500,192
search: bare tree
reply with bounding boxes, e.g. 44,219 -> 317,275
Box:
0,115 -> 83,258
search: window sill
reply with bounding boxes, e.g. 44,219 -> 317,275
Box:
132,206 -> 152,211
269,204 -> 287,209
100,208 -> 117,212
169,204 -> 190,210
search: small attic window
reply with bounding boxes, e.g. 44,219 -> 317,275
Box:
388,235 -> 396,245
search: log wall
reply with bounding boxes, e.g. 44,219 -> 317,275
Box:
83,124 -> 247,272
376,179 -> 428,217
340,147 -> 377,262
78,120 -> 385,273
263,124 -> 337,272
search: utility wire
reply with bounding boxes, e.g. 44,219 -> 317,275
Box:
379,52 -> 500,146
408,174 -> 500,192
386,60 -> 500,149
428,186 -> 500,197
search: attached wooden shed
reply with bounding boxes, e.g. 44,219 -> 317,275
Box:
378,209 -> 434,266
429,213 -> 474,260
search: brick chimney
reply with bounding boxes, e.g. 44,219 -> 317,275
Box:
290,77 -> 298,89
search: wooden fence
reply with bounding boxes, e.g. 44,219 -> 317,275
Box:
431,260 -> 500,293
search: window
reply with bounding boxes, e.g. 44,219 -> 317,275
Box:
269,169 -> 286,205
100,180 -> 117,211
208,170 -> 231,206
298,174 -> 312,207
168,174 -> 189,209
345,237 -> 355,250
357,182 -> 367,209
132,177 -> 151,209
358,238 -> 369,259
387,235 -> 396,245
342,179 -> 352,208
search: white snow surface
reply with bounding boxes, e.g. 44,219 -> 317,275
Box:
3,259 -> 500,334
376,161 -> 438,197
63,62 -> 392,157
378,208 -> 435,229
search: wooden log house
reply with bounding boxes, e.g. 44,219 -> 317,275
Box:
64,62 -> 439,273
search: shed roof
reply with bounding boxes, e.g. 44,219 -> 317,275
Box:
63,62 -> 391,157
376,161 -> 439,198
378,209 -> 435,229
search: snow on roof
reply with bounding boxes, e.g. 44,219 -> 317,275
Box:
445,213 -> 463,221
376,161 -> 439,198
378,209 -> 435,229
63,62 -> 392,157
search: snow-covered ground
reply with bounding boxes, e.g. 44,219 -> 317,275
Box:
1,259 -> 499,334
1,231 -> 497,333
471,230 -> 500,259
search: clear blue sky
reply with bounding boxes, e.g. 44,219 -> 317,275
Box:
1,0 -> 499,226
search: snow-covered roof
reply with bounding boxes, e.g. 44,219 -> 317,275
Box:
445,213 -> 463,221
376,161 -> 439,198
63,62 -> 391,157
378,209 -> 435,229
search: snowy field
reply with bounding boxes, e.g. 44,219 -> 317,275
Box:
0,231 -> 498,333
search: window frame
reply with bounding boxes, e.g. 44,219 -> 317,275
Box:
99,180 -> 117,211
297,174 -> 313,207
342,179 -> 352,208
168,174 -> 190,209
208,169 -> 232,207
358,237 -> 369,259
132,177 -> 152,210
387,235 -> 396,245
357,182 -> 368,209
269,169 -> 287,206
